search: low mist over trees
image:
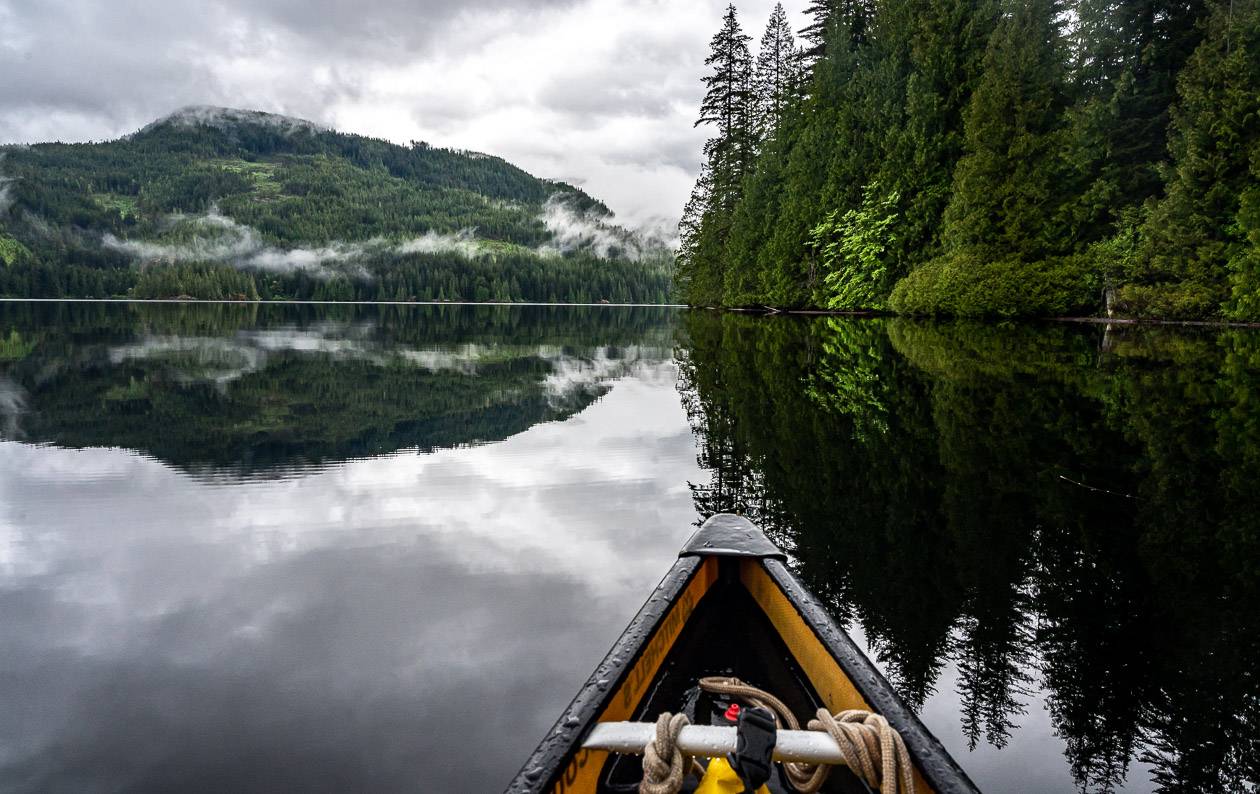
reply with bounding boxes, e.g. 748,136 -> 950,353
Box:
678,0 -> 1260,319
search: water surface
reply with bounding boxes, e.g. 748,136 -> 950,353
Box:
1,302 -> 1256,792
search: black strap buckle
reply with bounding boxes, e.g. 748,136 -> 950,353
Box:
728,705 -> 777,792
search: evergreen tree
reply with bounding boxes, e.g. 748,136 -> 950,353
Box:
678,0 -> 1252,319
753,4 -> 799,142
697,4 -> 756,216
1131,0 -> 1260,318
940,0 -> 1071,259
799,0 -> 837,63
759,23 -> 870,306
875,0 -> 1000,262
798,0 -> 870,64
677,4 -> 756,305
676,164 -> 714,301
1062,0 -> 1208,244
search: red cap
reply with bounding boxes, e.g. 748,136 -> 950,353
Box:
723,703 -> 741,722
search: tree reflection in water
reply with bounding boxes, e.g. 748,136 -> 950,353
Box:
676,312 -> 1260,793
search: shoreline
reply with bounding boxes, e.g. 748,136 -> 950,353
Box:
0,298 -> 688,309
712,304 -> 1260,329
4,298 -> 1260,328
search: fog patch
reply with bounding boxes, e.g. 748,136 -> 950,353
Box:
105,328 -> 672,399
103,210 -> 369,278
540,346 -> 661,407
0,154 -> 15,216
0,376 -> 27,439
396,229 -> 483,258
139,106 -> 328,137
104,209 -> 500,278
537,195 -> 671,261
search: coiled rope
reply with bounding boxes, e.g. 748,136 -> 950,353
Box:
697,676 -> 915,794
639,712 -> 705,794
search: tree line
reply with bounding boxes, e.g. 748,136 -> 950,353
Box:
0,251 -> 673,304
678,0 -> 1260,319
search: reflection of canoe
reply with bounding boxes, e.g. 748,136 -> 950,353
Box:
508,514 -> 979,794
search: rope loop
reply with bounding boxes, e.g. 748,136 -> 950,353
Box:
639,712 -> 690,794
808,709 -> 914,794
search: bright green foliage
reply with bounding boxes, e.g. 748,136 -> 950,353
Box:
889,250 -> 1100,316
0,329 -> 35,361
811,184 -> 901,309
0,234 -> 31,266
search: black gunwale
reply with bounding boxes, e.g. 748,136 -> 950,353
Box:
505,553 -> 705,793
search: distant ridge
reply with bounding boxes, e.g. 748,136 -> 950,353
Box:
137,105 -> 329,136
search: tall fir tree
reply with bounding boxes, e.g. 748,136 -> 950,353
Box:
753,4 -> 799,142
799,0 -> 872,64
676,163 -> 714,301
677,4 -> 755,305
940,0 -> 1071,259
1131,0 -> 1260,317
1062,0 -> 1208,244
798,0 -> 838,64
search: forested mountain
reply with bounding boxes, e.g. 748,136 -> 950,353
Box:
0,107 -> 672,303
679,0 -> 1260,320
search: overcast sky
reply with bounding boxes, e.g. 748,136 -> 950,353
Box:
0,0 -> 810,232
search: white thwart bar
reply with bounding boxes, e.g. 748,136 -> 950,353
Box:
582,722 -> 847,765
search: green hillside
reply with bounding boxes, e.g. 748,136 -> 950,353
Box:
0,107 -> 671,303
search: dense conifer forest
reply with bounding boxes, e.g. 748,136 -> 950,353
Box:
678,0 -> 1260,319
0,108 -> 672,303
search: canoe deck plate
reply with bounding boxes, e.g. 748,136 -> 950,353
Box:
680,514 -> 787,560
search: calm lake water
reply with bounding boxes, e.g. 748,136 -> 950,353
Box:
0,301 -> 1256,793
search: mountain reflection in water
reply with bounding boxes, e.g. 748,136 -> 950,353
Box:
0,302 -> 677,477
0,302 -> 1257,792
